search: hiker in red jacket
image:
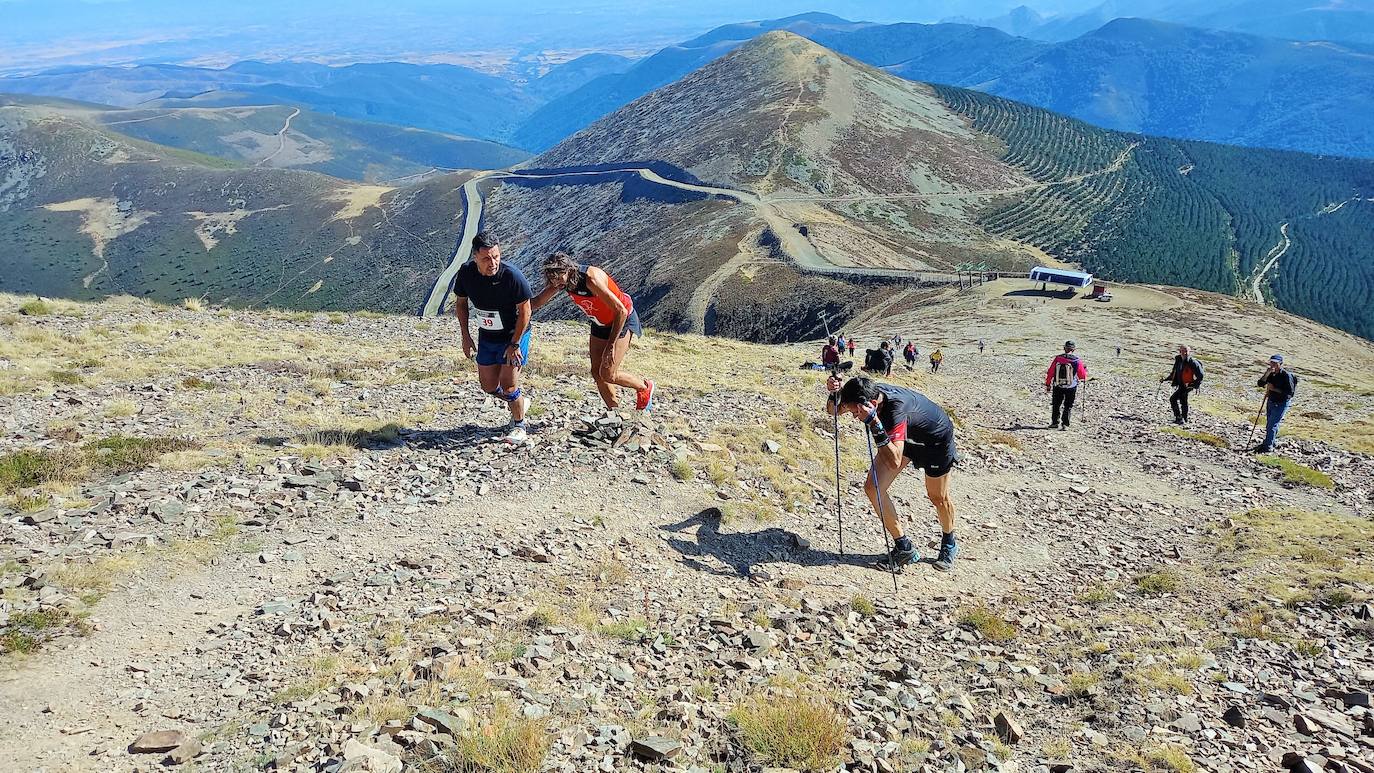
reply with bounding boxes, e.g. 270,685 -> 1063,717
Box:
1044,340 -> 1088,430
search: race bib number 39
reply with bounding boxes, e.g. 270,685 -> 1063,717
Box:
475,309 -> 504,331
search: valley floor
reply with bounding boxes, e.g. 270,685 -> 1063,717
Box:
1,291 -> 1371,772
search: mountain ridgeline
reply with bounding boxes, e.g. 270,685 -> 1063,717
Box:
1,31 -> 1372,342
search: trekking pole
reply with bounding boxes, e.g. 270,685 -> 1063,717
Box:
864,428 -> 900,596
830,381 -> 844,556
1247,394 -> 1268,447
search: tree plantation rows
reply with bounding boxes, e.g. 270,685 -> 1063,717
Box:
936,84 -> 1374,340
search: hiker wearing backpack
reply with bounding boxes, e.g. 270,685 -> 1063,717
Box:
826,375 -> 960,571
1161,345 -> 1205,424
929,348 -> 943,373
1254,354 -> 1298,453
1044,340 -> 1088,430
847,337 -> 857,358
903,342 -> 917,369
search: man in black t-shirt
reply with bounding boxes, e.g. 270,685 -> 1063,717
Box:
452,231 -> 534,442
826,376 -> 960,571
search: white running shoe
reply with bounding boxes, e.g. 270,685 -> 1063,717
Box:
504,423 -> 528,444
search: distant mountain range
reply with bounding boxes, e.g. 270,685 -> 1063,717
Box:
0,55 -> 633,146
964,0 -> 1374,47
0,95 -> 528,183
3,11 -> 1372,160
519,15 -> 1374,159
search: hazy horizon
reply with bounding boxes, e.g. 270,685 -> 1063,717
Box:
0,0 -> 1111,75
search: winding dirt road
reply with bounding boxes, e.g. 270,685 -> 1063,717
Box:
420,145 -> 1142,318
255,107 -> 300,168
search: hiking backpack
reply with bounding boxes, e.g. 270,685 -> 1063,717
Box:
1053,358 -> 1080,388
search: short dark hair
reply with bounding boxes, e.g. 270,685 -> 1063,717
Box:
472,231 -> 499,252
838,376 -> 880,406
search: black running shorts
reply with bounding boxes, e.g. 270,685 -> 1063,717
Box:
903,437 -> 958,478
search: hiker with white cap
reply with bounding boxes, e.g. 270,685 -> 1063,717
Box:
1254,354 -> 1298,453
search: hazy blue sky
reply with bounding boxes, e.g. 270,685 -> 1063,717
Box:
0,0 -> 1108,73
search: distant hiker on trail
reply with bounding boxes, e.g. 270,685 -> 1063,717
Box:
532,252 -> 655,413
879,341 -> 894,376
1161,345 -> 1204,424
1116,345 -> 1122,357
1045,340 -> 1088,430
454,231 -> 533,443
847,337 -> 857,357
822,337 -> 841,368
1254,354 -> 1298,454
903,341 -> 917,369
929,348 -> 943,373
978,339 -> 985,354
837,333 -> 847,352
893,334 -> 902,346
826,376 -> 960,571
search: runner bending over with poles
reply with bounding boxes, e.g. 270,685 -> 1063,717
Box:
826,375 -> 960,572
532,252 -> 655,412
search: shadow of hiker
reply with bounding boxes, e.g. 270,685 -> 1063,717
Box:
255,423 -> 524,454
661,507 -> 883,579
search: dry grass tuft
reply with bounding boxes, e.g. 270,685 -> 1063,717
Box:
957,604 -> 1017,642
731,692 -> 848,770
441,703 -> 549,773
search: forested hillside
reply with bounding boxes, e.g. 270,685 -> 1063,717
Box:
936,86 -> 1374,339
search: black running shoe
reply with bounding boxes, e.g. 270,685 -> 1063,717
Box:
888,543 -> 917,567
933,541 -> 958,571
1252,445 -> 1273,454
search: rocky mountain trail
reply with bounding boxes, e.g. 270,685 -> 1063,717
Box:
2,294 -> 1372,771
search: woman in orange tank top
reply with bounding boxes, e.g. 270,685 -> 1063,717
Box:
532,252 -> 655,412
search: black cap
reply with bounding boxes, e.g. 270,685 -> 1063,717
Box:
1064,340 -> 1076,350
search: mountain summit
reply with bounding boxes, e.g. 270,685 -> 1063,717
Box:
540,31 -> 1027,200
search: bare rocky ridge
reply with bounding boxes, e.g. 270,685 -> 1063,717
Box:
1,286 -> 1370,772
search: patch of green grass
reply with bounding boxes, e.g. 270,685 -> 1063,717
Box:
1256,455 -> 1334,488
957,604 -> 1017,642
1160,425 -> 1229,448
11,493 -> 50,512
730,692 -> 848,770
0,448 -> 78,494
1134,568 -> 1182,597
1129,665 -> 1194,696
597,617 -> 648,641
850,595 -> 876,617
1136,743 -> 1197,773
0,436 -> 198,494
327,312 -> 346,325
18,299 -> 52,316
49,369 -> 82,386
1,608 -> 87,655
85,436 -> 198,473
670,457 -> 694,481
1065,671 -> 1102,698
1077,583 -> 1115,605
1213,509 -> 1373,604
180,375 -> 216,390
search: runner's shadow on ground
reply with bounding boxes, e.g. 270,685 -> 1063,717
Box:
402,425 -> 541,451
661,508 -> 881,578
